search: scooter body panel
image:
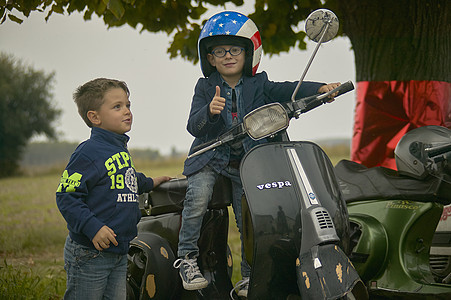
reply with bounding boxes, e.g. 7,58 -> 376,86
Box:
347,211 -> 389,282
127,177 -> 234,299
348,199 -> 451,298
137,213 -> 181,252
240,141 -> 350,299
336,158 -> 451,297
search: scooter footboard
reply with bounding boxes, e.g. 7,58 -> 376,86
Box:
128,232 -> 179,300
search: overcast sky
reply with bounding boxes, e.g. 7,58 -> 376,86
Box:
0,4 -> 356,155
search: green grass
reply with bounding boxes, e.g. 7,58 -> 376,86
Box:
0,259 -> 65,300
0,171 -> 68,299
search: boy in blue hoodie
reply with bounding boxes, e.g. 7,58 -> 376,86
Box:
56,78 -> 171,299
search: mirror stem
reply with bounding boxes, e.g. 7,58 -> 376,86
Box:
290,21 -> 331,103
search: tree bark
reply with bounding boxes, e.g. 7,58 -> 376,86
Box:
339,0 -> 450,82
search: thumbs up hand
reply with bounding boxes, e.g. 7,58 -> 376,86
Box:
209,86 -> 226,115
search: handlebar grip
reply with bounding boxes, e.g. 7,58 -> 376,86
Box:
426,144 -> 451,158
336,80 -> 354,97
191,139 -> 218,154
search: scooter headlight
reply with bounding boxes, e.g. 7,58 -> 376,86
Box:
243,103 -> 289,140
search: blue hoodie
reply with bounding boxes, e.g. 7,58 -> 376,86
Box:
56,127 -> 154,254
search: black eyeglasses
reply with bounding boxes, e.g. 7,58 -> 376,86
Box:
211,47 -> 245,58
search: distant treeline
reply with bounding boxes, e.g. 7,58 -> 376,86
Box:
20,141 -> 166,167
20,138 -> 351,167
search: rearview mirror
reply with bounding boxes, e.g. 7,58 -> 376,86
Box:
305,9 -> 339,43
291,9 -> 339,104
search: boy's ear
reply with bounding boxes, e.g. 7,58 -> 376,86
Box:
87,110 -> 101,126
207,53 -> 216,67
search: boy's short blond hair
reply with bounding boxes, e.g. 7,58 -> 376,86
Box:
73,78 -> 130,127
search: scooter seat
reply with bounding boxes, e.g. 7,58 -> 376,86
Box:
153,177 -> 189,195
335,160 -> 451,205
140,176 -> 233,216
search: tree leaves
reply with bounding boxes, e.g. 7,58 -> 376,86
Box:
104,0 -> 125,19
168,24 -> 201,63
7,14 -> 23,24
0,0 -> 323,61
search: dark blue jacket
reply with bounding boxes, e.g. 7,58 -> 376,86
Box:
183,71 -> 324,176
56,127 -> 154,254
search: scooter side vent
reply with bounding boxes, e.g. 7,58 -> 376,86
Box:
301,207 -> 339,252
315,209 -> 334,229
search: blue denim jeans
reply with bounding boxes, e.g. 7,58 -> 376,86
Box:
177,165 -> 251,278
63,236 -> 127,300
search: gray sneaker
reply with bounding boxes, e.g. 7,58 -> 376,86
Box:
230,277 -> 249,298
173,254 -> 208,290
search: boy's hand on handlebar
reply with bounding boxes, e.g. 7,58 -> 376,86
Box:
318,82 -> 341,102
209,86 -> 226,115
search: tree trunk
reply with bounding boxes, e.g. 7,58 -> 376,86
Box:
338,0 -> 451,168
339,0 -> 450,82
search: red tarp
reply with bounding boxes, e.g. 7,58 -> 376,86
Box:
351,80 -> 451,169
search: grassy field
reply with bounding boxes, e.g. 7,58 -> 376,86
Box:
0,171 -> 68,299
0,147 -> 348,299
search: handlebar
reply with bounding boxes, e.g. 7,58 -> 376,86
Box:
187,80 -> 354,159
426,144 -> 451,158
321,80 -> 355,99
284,80 -> 354,118
188,123 -> 246,159
191,138 -> 221,154
299,81 -> 354,114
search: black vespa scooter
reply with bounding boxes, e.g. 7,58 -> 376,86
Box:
126,9 -> 367,300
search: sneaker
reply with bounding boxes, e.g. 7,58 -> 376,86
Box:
230,277 -> 249,298
173,254 -> 208,290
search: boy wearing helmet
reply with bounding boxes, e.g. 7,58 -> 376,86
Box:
174,11 -> 340,295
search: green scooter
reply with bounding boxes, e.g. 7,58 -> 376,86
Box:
335,125 -> 451,299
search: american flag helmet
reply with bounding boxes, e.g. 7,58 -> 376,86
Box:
198,11 -> 262,77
